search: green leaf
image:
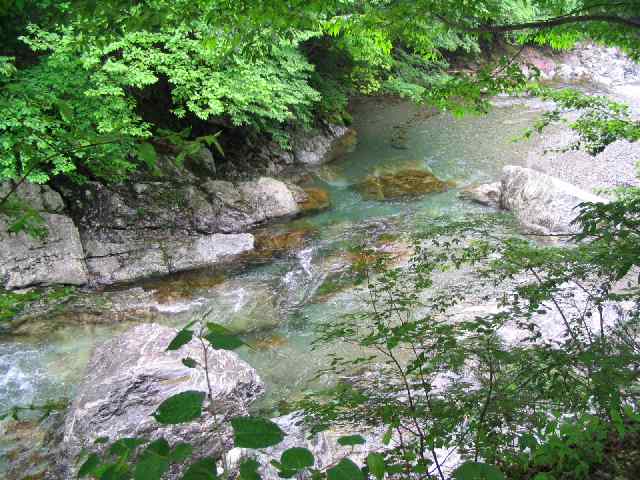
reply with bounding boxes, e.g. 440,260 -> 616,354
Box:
182,357 -> 198,368
327,458 -> 364,480
136,143 -> 158,169
453,462 -> 506,480
153,391 -> 205,425
171,443 -> 194,462
134,439 -> 171,480
533,474 -> 556,480
78,453 -> 101,477
239,458 -> 262,480
167,329 -> 194,351
337,435 -> 366,446
94,437 -> 110,445
182,458 -> 218,479
382,426 -> 393,446
109,438 -> 145,458
367,453 -> 385,480
281,447 -> 315,471
58,101 -> 73,122
205,323 -> 245,350
231,416 -> 286,449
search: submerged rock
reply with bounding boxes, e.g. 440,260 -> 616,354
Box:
294,187 -> 331,214
356,169 -> 448,201
57,323 -> 264,478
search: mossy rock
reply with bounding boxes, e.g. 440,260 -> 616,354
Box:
147,271 -> 226,304
356,169 -> 449,201
252,334 -> 289,350
298,187 -> 331,214
253,224 -> 318,260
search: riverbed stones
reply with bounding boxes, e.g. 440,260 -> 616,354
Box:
356,169 -> 449,201
58,323 -> 264,477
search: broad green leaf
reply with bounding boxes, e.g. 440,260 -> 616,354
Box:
337,435 -> 366,446
453,462 -> 506,480
231,416 -> 286,449
109,438 -> 145,457
382,427 -> 393,446
182,458 -> 218,479
205,323 -> 245,350
239,458 -> 262,480
367,453 -> 385,480
153,391 -> 205,425
327,458 -> 364,480
134,439 -> 171,480
167,329 -> 193,351
171,443 -> 194,462
281,447 -> 315,471
78,453 -> 101,477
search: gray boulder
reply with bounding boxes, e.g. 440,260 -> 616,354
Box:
0,182 -> 88,289
460,182 -> 501,208
500,166 -> 607,234
84,232 -> 254,286
59,323 -> 264,477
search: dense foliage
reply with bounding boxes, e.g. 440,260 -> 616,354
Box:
2,0 -> 639,191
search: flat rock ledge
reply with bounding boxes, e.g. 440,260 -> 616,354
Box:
55,323 -> 264,479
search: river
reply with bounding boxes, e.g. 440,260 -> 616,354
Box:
0,95 -> 550,474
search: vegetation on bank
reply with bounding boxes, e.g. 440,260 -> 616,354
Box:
2,1 -> 640,479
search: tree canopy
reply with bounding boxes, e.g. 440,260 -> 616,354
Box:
1,0 -> 639,188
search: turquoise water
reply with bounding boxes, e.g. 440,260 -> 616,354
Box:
0,97 -> 548,470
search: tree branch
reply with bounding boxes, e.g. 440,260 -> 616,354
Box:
468,14 -> 640,33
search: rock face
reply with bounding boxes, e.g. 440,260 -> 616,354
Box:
0,184 -> 88,289
294,125 -> 357,165
58,323 -> 264,477
84,232 -> 254,286
356,169 -> 449,201
72,176 -> 301,286
520,43 -> 640,87
500,166 -> 607,234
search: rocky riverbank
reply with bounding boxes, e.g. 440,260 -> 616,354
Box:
0,125 -> 355,291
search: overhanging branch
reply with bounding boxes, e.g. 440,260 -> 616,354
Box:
468,14 -> 640,33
